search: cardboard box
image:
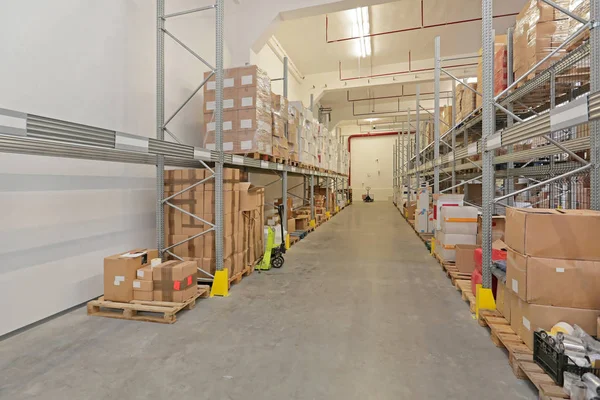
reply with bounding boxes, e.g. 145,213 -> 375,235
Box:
238,65 -> 259,87
204,68 -> 237,91
476,215 -> 506,243
454,244 -> 478,273
295,215 -> 310,231
104,249 -> 158,303
237,86 -> 257,109
287,218 -> 296,233
440,206 -> 478,235
133,279 -> 153,301
510,298 -> 600,350
505,208 -> 600,260
153,260 -> 198,303
136,266 -> 153,281
240,183 -> 264,211
495,282 -> 515,323
204,87 -> 237,112
507,248 -> 600,309
133,280 -> 153,291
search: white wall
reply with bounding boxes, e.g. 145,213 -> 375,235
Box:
341,125 -> 395,202
0,0 -> 225,336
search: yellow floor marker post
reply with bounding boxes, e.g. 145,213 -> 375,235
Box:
210,269 -> 229,297
325,211 -> 331,219
309,219 -> 316,228
430,238 -> 436,255
475,284 -> 496,319
285,233 -> 290,250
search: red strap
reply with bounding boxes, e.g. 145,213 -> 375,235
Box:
173,280 -> 181,291
187,275 -> 193,286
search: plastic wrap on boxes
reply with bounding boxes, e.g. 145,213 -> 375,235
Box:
513,0 -> 572,81
272,93 -> 289,121
569,0 -> 590,42
203,66 -> 273,155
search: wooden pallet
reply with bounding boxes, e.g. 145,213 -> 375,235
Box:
87,285 -> 210,324
289,235 -> 300,247
478,310 -> 569,399
455,279 -> 476,314
229,264 -> 254,286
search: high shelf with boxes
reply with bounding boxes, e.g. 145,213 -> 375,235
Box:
395,0 -> 600,393
0,0 -> 349,303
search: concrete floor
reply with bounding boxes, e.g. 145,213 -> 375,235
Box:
0,202 -> 536,399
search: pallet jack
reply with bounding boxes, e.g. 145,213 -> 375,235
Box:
256,204 -> 286,270
363,187 -> 374,203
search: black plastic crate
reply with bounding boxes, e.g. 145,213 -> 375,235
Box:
533,330 -> 600,386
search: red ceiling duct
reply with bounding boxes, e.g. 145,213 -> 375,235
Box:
326,1 -> 518,43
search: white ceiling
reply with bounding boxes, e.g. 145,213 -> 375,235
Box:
275,0 -> 527,75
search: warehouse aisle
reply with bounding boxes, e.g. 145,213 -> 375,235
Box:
0,202 -> 535,400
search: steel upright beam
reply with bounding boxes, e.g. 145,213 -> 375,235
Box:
282,171 -> 288,232
415,87 -> 421,188
407,110 -> 412,202
393,142 -> 397,203
157,0 -> 166,257
214,0 -> 225,272
506,27 -> 515,206
434,36 -> 441,194
591,0 -> 600,210
282,56 -> 289,232
550,69 -> 557,208
325,177 -> 330,211
481,0 -> 495,289
310,175 -> 315,220
451,80 -> 457,193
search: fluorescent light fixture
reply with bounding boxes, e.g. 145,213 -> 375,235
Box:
354,7 -> 371,58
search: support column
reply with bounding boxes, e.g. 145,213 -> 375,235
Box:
156,0 -> 165,257
506,27 -> 515,206
407,109 -> 412,203
393,142 -> 397,204
310,174 -> 315,222
282,171 -> 288,232
481,0 -> 495,292
434,36 -> 441,194
451,80 -> 457,193
549,68 -> 557,208
590,0 -> 600,209
211,0 -> 227,296
415,88 -> 421,188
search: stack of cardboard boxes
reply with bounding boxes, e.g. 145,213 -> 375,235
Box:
415,186 -> 433,233
240,183 -> 266,268
455,83 -> 478,123
164,168 -> 264,279
104,250 -> 199,304
203,65 -> 273,156
476,36 -> 508,109
288,105 -> 300,162
513,0 -> 571,82
503,208 -> 600,349
272,93 -> 289,161
435,205 -> 478,262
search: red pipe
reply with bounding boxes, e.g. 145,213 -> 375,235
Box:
347,131 -> 414,186
339,60 -> 478,81
325,4 -> 518,44
347,90 -> 452,102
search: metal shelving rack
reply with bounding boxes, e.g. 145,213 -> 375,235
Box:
0,0 -> 348,286
395,0 -> 600,297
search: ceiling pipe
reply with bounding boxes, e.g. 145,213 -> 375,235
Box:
347,131 -> 414,186
339,56 -> 477,81
347,89 -> 453,102
325,0 -> 518,44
